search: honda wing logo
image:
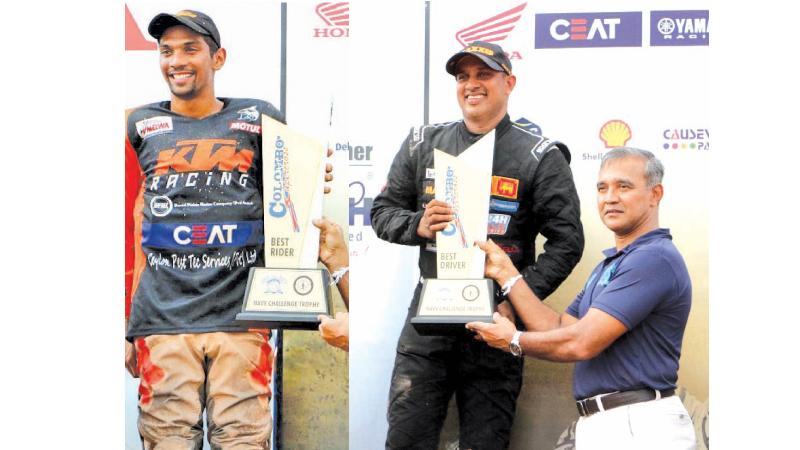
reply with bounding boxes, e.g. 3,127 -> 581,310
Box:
314,2 -> 349,37
455,3 -> 527,47
316,2 -> 349,26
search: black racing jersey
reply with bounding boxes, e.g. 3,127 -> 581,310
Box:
370,115 -> 584,300
125,98 -> 283,340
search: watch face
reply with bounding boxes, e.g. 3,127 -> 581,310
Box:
510,342 -> 522,357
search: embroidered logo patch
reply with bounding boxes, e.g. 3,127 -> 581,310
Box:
423,180 -> 435,196
490,198 -> 519,213
136,116 -> 173,139
491,176 -> 519,199
487,213 -> 511,235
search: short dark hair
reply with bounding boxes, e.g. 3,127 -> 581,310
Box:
202,35 -> 219,55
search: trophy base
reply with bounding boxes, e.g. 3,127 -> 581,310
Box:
236,267 -> 331,330
235,311 -> 323,330
411,315 -> 494,335
411,278 -> 496,336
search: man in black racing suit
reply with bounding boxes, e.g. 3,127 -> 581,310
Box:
371,41 -> 584,450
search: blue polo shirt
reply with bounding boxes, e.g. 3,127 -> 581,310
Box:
566,228 -> 691,399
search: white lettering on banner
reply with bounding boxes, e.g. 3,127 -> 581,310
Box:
550,18 -> 621,41
676,18 -> 707,35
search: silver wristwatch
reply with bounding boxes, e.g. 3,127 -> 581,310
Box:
509,331 -> 523,357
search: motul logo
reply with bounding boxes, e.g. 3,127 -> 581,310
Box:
155,139 -> 254,175
455,3 -> 526,47
314,2 -> 349,38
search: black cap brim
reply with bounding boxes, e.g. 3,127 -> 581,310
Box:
148,13 -> 214,44
445,52 -> 506,75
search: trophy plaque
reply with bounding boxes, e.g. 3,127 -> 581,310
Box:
236,114 -> 332,330
411,132 -> 496,335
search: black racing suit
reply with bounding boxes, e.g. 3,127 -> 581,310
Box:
371,115 -> 584,450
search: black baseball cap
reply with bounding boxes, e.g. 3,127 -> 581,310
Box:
445,41 -> 512,76
148,10 -> 221,49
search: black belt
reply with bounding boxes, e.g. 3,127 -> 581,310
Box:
576,388 -> 675,417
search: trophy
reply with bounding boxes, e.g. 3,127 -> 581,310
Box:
411,132 -> 496,335
235,114 -> 332,330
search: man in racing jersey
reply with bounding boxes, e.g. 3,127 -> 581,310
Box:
124,10 -> 330,448
370,41 -> 584,449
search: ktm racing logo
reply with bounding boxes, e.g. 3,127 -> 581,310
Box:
155,139 -> 254,175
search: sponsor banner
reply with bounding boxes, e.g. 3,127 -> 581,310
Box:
651,10 -> 709,47
313,2 -> 350,38
141,220 -> 264,249
535,12 -> 642,49
454,2 -> 527,47
662,128 -> 710,151
599,119 -> 633,148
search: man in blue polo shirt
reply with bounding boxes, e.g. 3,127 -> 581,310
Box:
467,147 -> 696,449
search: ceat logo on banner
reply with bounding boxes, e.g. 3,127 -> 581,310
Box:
599,120 -> 632,148
535,12 -> 642,48
651,10 -> 709,46
455,2 -> 526,60
314,2 -> 349,38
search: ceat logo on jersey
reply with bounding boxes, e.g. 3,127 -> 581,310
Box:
230,122 -> 261,134
154,139 -> 254,175
491,176 -> 519,199
535,12 -> 642,48
141,220 -> 263,249
314,2 -> 349,38
599,120 -> 632,148
174,224 -> 238,246
136,116 -> 173,140
651,10 -> 709,46
455,2 -> 526,60
662,128 -> 710,151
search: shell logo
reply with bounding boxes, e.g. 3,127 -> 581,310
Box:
599,119 -> 632,148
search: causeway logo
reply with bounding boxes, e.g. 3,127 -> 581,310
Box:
314,2 -> 349,38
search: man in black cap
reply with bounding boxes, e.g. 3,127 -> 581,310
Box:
124,10 -> 331,449
371,41 -> 584,449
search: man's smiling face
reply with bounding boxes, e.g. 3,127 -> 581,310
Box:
158,25 -> 222,100
454,55 -> 515,127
